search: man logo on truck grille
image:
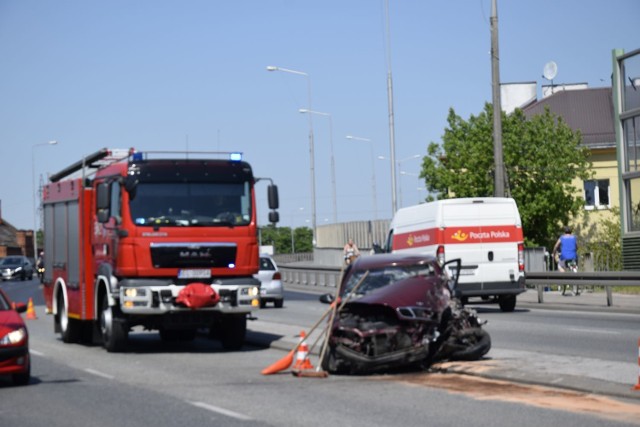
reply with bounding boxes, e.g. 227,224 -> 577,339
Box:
179,249 -> 213,259
451,230 -> 469,242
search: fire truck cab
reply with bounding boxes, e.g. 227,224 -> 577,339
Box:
42,148 -> 279,351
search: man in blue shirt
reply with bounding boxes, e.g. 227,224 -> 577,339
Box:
553,226 -> 578,272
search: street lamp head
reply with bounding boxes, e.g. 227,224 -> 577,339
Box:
346,135 -> 371,142
299,108 -> 309,114
266,66 -> 278,72
48,140 -> 58,145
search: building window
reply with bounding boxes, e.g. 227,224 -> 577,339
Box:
583,179 -> 610,209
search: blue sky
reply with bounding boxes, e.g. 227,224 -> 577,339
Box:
0,1 -> 638,231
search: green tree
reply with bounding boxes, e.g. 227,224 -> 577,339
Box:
259,226 -> 312,254
421,103 -> 592,248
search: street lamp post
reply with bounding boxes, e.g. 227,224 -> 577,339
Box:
379,154 -> 421,209
399,170 -> 420,208
32,140 -> 58,259
299,109 -> 337,224
267,65 -> 317,245
346,135 -> 377,220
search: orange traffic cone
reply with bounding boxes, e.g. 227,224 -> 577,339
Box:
261,350 -> 295,375
292,331 -> 314,371
26,298 -> 37,320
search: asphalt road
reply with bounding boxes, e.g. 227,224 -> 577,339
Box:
2,279 -> 640,426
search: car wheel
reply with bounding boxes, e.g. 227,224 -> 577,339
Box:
274,299 -> 284,308
259,299 -> 267,309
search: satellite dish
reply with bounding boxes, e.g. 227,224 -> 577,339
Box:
543,61 -> 558,81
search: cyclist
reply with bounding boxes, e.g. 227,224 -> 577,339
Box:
553,226 -> 579,294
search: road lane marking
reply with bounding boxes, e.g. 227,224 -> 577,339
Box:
568,327 -> 621,335
84,368 -> 115,380
189,401 -> 253,421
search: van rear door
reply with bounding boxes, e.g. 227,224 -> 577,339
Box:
442,199 -> 522,291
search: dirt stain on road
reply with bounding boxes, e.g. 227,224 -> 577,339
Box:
386,365 -> 640,425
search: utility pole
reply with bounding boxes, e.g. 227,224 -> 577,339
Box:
491,0 -> 505,197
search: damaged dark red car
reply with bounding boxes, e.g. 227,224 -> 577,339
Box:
319,253 -> 490,375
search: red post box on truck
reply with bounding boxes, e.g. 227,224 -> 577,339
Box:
41,148 -> 279,351
384,197 -> 525,312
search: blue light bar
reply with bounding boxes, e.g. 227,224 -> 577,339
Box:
229,152 -> 243,162
132,152 -> 143,162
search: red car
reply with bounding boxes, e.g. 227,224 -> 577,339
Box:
0,288 -> 30,385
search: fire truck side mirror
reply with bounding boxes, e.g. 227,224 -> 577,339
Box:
268,211 -> 279,224
96,183 -> 110,209
268,185 -> 279,210
96,183 -> 110,223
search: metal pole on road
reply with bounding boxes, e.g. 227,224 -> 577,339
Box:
267,65 -> 317,245
300,109 -> 337,224
346,135 -> 377,220
31,140 -> 58,259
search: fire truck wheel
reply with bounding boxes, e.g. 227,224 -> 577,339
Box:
57,293 -> 81,343
100,294 -> 127,352
219,314 -> 247,351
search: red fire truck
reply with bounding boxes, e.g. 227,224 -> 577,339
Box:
41,148 -> 279,352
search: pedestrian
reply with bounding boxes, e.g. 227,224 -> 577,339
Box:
343,238 -> 360,265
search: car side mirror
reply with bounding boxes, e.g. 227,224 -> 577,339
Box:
14,302 -> 27,314
372,243 -> 385,254
443,258 -> 462,295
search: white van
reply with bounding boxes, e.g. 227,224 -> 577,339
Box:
384,197 -> 525,312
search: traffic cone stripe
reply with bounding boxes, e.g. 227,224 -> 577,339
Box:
292,330 -> 314,371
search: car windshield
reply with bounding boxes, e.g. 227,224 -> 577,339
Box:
341,263 -> 436,297
129,182 -> 252,227
1,257 -> 22,265
0,293 -> 9,310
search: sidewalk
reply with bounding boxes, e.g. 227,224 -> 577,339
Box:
247,287 -> 640,401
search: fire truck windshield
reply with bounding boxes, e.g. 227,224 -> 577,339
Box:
128,182 -> 252,227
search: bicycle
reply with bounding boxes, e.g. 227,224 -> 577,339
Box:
559,259 -> 580,296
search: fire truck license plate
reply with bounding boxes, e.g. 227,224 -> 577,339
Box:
178,269 -> 212,279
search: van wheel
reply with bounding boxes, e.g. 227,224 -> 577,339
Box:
498,295 -> 516,312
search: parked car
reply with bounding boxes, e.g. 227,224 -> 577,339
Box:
0,256 -> 34,281
254,255 -> 284,308
0,288 -> 30,385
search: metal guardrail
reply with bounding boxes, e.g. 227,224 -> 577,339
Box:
526,271 -> 640,306
279,264 -> 342,290
279,264 -> 640,307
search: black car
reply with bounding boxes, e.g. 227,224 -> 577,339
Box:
0,256 -> 34,281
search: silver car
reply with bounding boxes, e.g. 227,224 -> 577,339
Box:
1,256 -> 34,281
254,255 -> 284,308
